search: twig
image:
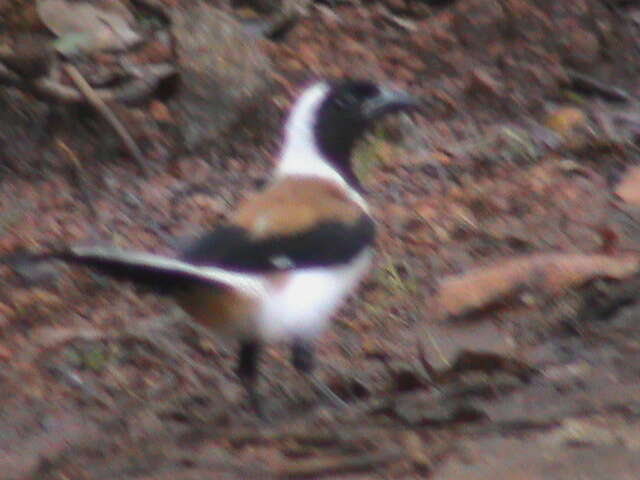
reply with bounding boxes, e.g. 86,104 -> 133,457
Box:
0,62 -> 175,105
416,339 -> 439,382
566,69 -> 631,103
63,64 -> 148,175
276,448 -> 403,478
56,139 -> 98,218
378,5 -> 417,32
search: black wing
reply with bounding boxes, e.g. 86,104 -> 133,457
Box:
181,214 -> 375,272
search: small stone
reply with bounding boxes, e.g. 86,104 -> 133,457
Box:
170,3 -> 272,151
149,100 -> 173,124
561,29 -> 600,69
465,69 -> 503,98
394,395 -> 486,426
385,0 -> 407,12
389,361 -> 425,392
132,40 -> 173,64
547,418 -> 617,447
362,338 -> 389,360
615,166 -> 640,207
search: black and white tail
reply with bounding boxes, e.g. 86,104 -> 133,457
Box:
7,246 -> 264,296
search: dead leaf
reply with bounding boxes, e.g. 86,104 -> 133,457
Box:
435,253 -> 640,318
615,166 -> 640,206
0,343 -> 11,361
444,350 -> 536,380
418,322 -> 516,370
544,106 -> 588,138
37,0 -> 141,54
149,100 -> 173,123
403,432 -> 431,469
545,418 -> 618,447
0,301 -> 15,320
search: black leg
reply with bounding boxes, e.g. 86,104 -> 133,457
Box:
291,339 -> 315,374
290,339 -> 347,409
237,341 -> 263,417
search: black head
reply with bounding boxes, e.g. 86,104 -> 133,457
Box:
313,79 -> 419,187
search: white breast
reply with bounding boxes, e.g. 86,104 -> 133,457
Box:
256,249 -> 373,341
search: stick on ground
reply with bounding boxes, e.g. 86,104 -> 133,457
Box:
63,64 -> 148,175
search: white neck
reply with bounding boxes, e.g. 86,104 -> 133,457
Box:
275,83 -> 339,181
273,82 -> 368,212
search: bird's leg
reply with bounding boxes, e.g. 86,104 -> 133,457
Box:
237,341 -> 264,418
291,339 -> 348,409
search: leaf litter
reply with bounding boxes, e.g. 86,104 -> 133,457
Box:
38,0 -> 142,54
3,0 -> 640,478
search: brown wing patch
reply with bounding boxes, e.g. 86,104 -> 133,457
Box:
231,177 -> 363,239
176,288 -> 258,334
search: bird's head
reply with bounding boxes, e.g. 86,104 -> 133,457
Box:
280,79 -> 420,187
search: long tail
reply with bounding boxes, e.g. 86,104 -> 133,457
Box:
5,246 -> 264,296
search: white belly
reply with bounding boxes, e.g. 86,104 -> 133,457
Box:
257,249 -> 373,341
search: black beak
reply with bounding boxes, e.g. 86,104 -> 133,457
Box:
362,87 -> 421,119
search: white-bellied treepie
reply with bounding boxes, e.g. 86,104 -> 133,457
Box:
9,79 -> 418,415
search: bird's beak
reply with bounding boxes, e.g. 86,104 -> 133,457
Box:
362,87 -> 421,119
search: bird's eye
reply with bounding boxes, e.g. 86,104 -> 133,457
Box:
335,93 -> 357,108
352,83 -> 378,98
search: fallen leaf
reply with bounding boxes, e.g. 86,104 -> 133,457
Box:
37,0 -> 141,54
0,343 -> 11,361
544,106 -> 588,138
53,32 -> 95,56
0,301 -> 15,321
615,165 -> 640,206
465,68 -> 503,98
403,431 -> 431,469
545,418 -> 618,447
149,100 -> 172,123
435,253 -> 640,318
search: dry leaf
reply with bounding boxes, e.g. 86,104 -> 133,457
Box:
435,253 -> 640,318
544,106 -> 587,138
37,0 -> 141,53
0,343 -> 11,361
615,166 -> 640,206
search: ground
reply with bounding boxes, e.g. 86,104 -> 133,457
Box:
2,0 -> 640,478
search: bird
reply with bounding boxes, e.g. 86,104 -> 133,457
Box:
7,79 -> 419,415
